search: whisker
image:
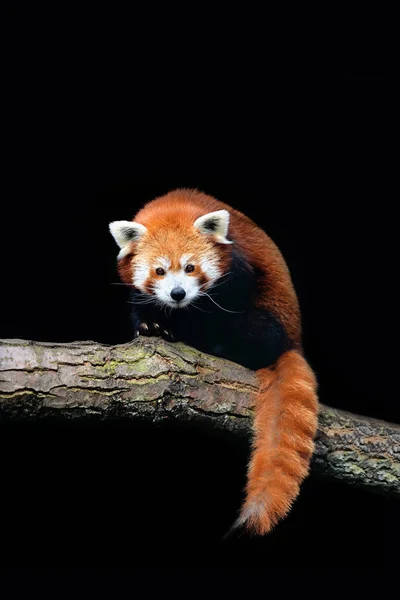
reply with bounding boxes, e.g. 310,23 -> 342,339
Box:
126,299 -> 155,306
110,282 -> 133,287
200,292 -> 245,314
217,271 -> 234,280
190,302 -> 211,313
208,272 -> 234,291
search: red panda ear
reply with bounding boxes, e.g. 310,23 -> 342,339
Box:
109,220 -> 147,258
193,210 -> 233,245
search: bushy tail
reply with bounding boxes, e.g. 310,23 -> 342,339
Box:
236,350 -> 318,535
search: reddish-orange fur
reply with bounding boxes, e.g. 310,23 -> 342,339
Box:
120,190 -> 302,343
241,351 -> 318,534
116,189 -> 318,534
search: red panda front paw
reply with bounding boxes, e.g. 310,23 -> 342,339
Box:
135,322 -> 159,337
134,322 -> 176,342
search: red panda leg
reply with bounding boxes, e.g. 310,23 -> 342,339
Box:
237,350 -> 318,535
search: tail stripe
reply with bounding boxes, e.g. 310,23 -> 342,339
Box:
237,350 -> 318,535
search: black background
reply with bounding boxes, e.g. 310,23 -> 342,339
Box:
0,15 -> 394,570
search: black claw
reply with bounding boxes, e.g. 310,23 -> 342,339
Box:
137,322 -> 174,339
162,329 -> 175,342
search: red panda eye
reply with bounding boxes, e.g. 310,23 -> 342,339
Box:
185,264 -> 195,273
156,268 -> 165,276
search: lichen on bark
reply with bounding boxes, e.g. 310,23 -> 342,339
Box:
1,337 -> 399,496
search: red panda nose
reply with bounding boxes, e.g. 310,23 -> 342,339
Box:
170,287 -> 186,302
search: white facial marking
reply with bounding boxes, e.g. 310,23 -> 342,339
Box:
179,253 -> 193,268
153,267 -> 200,308
200,255 -> 221,283
132,261 -> 150,290
156,257 -> 171,271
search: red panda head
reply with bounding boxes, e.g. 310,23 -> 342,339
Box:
109,207 -> 233,309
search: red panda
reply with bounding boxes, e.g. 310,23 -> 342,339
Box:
109,188 -> 318,535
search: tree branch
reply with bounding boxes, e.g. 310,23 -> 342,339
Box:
1,338 -> 399,497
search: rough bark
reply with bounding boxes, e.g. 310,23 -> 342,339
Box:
1,338 -> 399,497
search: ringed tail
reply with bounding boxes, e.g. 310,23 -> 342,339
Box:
236,349 -> 319,535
